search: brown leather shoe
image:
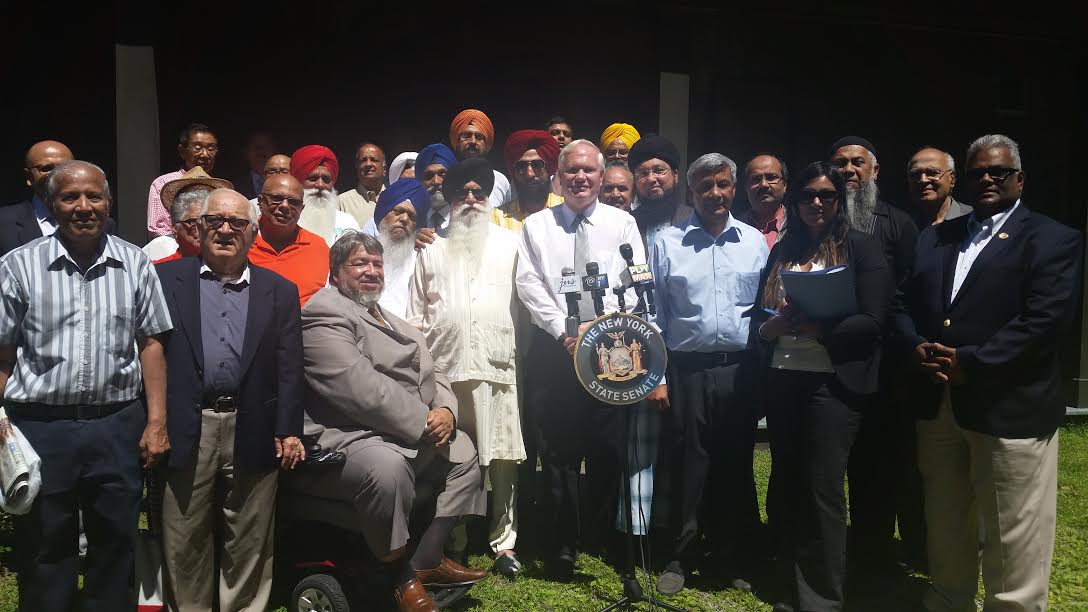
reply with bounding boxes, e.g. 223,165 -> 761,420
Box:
415,557 -> 487,586
393,577 -> 439,612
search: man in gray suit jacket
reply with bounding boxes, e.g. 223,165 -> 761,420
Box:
288,230 -> 485,612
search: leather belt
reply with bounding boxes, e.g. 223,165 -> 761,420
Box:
5,400 -> 131,420
204,395 -> 239,412
669,349 -> 749,371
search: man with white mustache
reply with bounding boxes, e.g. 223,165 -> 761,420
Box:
408,157 -> 526,578
366,178 -> 431,318
289,145 -> 360,246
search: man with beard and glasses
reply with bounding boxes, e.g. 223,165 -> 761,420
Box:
829,136 -> 920,580
248,173 -> 330,307
740,154 -> 789,249
629,135 -> 693,248
449,109 -> 512,207
288,230 -> 487,612
408,157 -> 526,578
601,165 -> 635,211
599,123 -> 641,168
289,145 -> 361,246
501,130 -> 564,228
367,178 -> 431,318
338,142 -> 388,227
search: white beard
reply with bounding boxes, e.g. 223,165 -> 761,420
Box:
845,179 -> 879,233
298,187 -> 339,244
378,220 -> 416,288
447,203 -> 491,276
340,284 -> 383,308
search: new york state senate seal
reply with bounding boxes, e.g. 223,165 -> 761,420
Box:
573,312 -> 668,406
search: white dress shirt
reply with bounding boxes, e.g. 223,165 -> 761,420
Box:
951,200 -> 1019,302
516,200 -> 645,340
31,195 -> 58,237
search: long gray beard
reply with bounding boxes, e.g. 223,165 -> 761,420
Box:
378,221 -> 415,285
298,187 -> 339,243
447,204 -> 491,276
846,179 -> 879,233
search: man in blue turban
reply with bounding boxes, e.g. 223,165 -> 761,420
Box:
364,178 -> 431,318
415,144 -> 458,231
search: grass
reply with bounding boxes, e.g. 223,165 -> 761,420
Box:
1,422 -> 1086,611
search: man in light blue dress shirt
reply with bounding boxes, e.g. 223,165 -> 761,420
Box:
650,153 -> 769,595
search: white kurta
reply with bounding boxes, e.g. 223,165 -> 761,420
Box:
408,226 -> 525,464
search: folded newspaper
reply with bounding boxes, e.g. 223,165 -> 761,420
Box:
0,406 -> 41,514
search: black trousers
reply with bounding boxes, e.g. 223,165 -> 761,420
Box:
846,376 -> 928,569
765,370 -> 862,612
11,398 -> 145,612
663,351 -> 760,564
523,326 -> 622,556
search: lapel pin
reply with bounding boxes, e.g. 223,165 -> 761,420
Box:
998,232 -> 1009,240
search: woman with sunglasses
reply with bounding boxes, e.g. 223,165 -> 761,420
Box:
748,161 -> 893,612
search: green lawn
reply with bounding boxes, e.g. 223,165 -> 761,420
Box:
2,422 -> 1086,611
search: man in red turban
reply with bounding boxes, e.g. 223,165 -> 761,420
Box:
501,130 -> 563,222
289,145 -> 360,246
449,109 -> 512,207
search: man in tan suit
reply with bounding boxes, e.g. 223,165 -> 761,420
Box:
290,230 -> 486,612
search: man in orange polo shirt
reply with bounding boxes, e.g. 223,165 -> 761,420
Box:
248,173 -> 330,306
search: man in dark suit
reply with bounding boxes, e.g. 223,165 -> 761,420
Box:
895,134 -> 1082,611
156,188 -> 306,611
2,140 -> 117,256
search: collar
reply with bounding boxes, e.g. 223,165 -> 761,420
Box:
256,226 -> 313,252
199,262 -> 251,287
969,199 -> 1020,230
31,195 -> 52,223
48,232 -> 121,271
684,211 -> 742,242
558,200 -> 599,229
747,204 -> 784,233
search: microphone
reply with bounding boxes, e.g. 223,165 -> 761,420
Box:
618,243 -> 653,287
583,262 -> 609,317
557,267 -> 581,337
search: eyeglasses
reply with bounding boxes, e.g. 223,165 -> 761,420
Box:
748,173 -> 783,187
422,168 -> 446,181
965,166 -> 1019,182
201,214 -> 251,232
908,167 -> 950,181
261,193 -> 303,208
635,165 -> 672,180
515,159 -> 547,174
453,187 -> 486,200
798,189 -> 838,204
175,218 -> 200,229
187,143 -> 219,154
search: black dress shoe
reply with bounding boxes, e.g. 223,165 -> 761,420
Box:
771,603 -> 796,612
547,551 -> 576,582
493,551 -> 523,578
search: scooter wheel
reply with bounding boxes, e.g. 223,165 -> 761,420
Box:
291,573 -> 350,612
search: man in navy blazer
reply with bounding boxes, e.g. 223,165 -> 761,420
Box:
155,188 -> 305,611
894,134 -> 1083,611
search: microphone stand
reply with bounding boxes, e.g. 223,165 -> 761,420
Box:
597,289 -> 684,612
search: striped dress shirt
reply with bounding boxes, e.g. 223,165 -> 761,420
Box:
0,234 -> 173,406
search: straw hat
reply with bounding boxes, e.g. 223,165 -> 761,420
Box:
159,167 -> 234,210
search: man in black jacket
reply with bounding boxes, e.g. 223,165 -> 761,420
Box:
156,188 -> 305,611
1,140 -> 74,256
895,134 -> 1082,611
829,136 -> 921,575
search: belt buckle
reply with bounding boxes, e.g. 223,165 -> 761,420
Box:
212,396 -> 236,412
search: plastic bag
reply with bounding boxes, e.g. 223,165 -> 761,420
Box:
0,406 -> 42,515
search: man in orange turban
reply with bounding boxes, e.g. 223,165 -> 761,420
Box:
599,123 -> 641,168
449,109 -> 512,207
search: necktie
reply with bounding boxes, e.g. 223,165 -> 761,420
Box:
573,214 -> 596,322
368,306 -> 389,329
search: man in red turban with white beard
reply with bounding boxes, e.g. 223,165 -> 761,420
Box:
289,145 -> 360,246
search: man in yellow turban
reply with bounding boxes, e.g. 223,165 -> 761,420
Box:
599,123 -> 641,167
449,108 -> 512,206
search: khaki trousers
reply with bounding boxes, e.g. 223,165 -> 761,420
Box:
916,390 -> 1057,612
162,410 -> 278,612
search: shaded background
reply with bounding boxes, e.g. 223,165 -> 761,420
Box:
2,0 -> 1085,401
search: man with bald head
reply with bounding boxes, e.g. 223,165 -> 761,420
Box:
907,147 -> 971,228
1,140 -> 77,255
1,160 -> 173,609
290,145 -> 361,247
248,154 -> 292,208
248,173 -> 331,307
157,188 -> 304,611
450,109 -> 512,207
338,142 -> 387,227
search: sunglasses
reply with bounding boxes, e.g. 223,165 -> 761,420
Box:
452,187 -> 486,200
798,190 -> 838,204
965,166 -> 1018,182
261,193 -> 303,208
201,215 -> 251,232
515,159 -> 547,174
